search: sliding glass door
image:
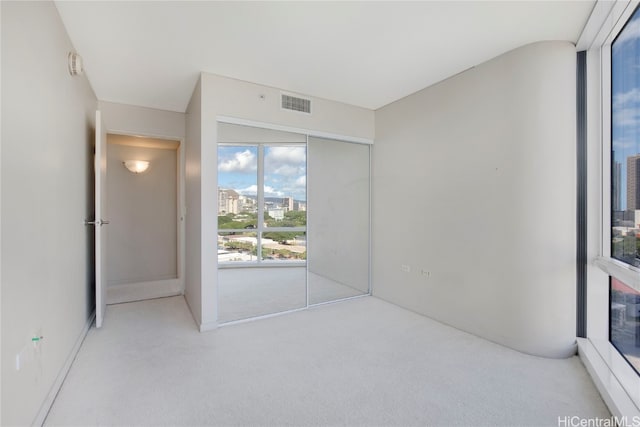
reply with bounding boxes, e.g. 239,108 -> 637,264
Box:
217,122 -> 371,323
307,136 -> 370,304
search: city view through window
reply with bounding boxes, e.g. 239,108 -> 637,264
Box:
611,5 -> 640,373
218,144 -> 307,263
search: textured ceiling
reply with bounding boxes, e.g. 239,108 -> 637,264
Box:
55,1 -> 595,112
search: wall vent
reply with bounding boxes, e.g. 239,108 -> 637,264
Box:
281,93 -> 311,114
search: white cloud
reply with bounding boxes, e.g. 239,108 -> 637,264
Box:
265,146 -> 306,176
270,176 -> 306,199
613,136 -> 639,151
614,88 -> 640,109
264,186 -> 285,197
267,146 -> 306,163
237,185 -> 258,195
614,106 -> 640,127
218,149 -> 256,173
224,146 -> 307,200
238,185 -> 284,198
613,88 -> 640,128
273,164 -> 304,176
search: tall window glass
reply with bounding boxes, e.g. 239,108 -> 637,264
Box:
611,5 -> 640,373
217,145 -> 258,264
612,6 -> 640,265
262,145 -> 307,263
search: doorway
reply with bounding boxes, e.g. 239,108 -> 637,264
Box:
105,134 -> 184,304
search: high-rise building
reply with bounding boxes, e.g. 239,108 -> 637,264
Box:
627,155 -> 640,211
613,157 -> 622,211
239,195 -> 257,213
218,188 -> 240,215
283,196 -> 294,211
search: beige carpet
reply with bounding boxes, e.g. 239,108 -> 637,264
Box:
45,296 -> 609,426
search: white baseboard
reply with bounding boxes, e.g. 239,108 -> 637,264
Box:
107,279 -> 183,304
33,310 -> 96,426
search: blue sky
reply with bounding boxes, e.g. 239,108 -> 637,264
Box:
613,6 -> 640,211
218,145 -> 307,201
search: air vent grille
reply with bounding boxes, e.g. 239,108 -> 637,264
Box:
281,94 -> 311,114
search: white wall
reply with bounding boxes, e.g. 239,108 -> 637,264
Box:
185,73 -> 375,330
218,122 -> 306,144
1,2 -> 97,424
185,78 -> 203,325
373,41 -> 577,358
106,141 -> 177,285
98,101 -> 185,140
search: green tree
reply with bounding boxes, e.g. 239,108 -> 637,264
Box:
284,210 -> 306,226
224,241 -> 254,252
263,231 -> 298,243
220,221 -> 250,229
218,214 -> 235,225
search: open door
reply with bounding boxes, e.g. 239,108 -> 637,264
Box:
93,110 -> 109,327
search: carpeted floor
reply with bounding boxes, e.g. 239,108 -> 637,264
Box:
44,296 -> 609,426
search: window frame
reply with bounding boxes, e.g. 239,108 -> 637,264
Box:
581,0 -> 640,416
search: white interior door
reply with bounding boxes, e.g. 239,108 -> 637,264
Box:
95,110 -> 108,327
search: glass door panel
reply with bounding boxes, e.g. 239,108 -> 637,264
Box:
307,137 -> 370,305
262,145 -> 307,264
218,231 -> 258,263
261,231 -> 307,263
611,276 -> 640,374
217,123 -> 307,323
217,267 -> 307,323
263,145 -> 307,228
217,145 -> 258,264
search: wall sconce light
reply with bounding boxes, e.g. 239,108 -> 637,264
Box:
123,160 -> 150,174
68,52 -> 83,76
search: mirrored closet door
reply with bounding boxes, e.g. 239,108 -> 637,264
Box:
217,122 -> 370,323
307,136 -> 370,305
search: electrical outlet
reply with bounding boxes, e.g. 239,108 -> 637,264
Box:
15,330 -> 44,371
15,345 -> 34,371
401,264 -> 411,273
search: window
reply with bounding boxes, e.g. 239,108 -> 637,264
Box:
611,277 -> 640,374
217,144 -> 307,264
611,4 -> 640,376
